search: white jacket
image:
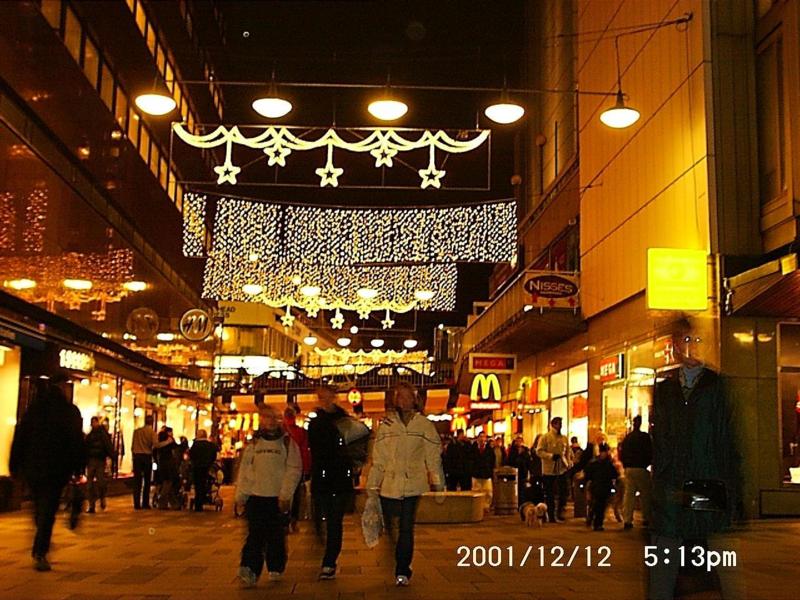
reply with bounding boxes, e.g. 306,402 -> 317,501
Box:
366,411 -> 445,499
535,428 -> 573,476
235,433 -> 302,504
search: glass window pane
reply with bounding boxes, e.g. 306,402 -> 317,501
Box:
568,363 -> 588,394
146,24 -> 156,54
82,36 -> 99,88
135,2 -> 146,34
149,142 -> 159,174
159,157 -> 168,188
100,63 -> 114,110
156,45 -> 166,74
550,370 -> 568,398
537,376 -> 549,401
756,35 -> 786,204
138,126 -> 150,163
128,109 -> 140,146
115,91 -> 127,130
568,394 -> 589,448
165,63 -> 174,93
64,7 -> 82,62
41,0 -> 62,30
550,396 -> 568,429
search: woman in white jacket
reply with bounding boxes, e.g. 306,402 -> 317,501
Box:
366,383 -> 445,587
235,404 -> 302,588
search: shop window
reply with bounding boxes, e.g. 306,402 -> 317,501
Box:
550,396 -> 567,425
41,0 -> 62,30
568,363 -> 588,394
550,369 -> 568,398
100,62 -> 115,111
568,393 -> 588,447
63,6 -> 82,63
82,36 -> 99,88
0,345 -> 22,477
779,323 -> 800,484
602,384 -> 626,447
756,33 -> 786,205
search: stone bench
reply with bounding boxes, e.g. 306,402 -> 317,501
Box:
354,489 -> 485,523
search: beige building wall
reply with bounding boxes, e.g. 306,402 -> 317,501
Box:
578,0 -> 710,319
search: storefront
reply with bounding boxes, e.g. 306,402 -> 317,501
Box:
537,363 -> 589,447
599,344 -> 655,448
0,337 -> 21,477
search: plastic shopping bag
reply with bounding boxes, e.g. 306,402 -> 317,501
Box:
361,492 -> 383,549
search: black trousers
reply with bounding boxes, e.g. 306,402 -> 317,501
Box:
291,478 -> 305,523
313,491 -> 350,569
193,467 -> 208,511
542,474 -> 568,520
592,491 -> 610,529
446,473 -> 472,491
381,496 -> 421,578
29,481 -> 63,558
241,496 -> 288,577
132,454 -> 152,508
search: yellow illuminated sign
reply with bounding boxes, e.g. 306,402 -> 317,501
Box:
470,373 -> 502,401
646,248 -> 708,311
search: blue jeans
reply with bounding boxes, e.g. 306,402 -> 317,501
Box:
380,496 -> 421,578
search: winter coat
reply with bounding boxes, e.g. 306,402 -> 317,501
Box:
620,429 -> 653,469
366,410 -> 444,499
506,444 -> 532,482
535,428 -> 573,476
308,405 -> 355,495
85,427 -> 114,461
284,420 -> 312,476
471,442 -> 495,479
189,439 -> 218,470
443,439 -> 474,477
652,367 -> 741,538
9,385 -> 85,486
584,457 -> 619,496
235,430 -> 302,504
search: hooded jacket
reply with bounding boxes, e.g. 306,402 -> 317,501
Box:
235,430 -> 302,504
535,428 -> 573,476
307,405 -> 355,494
366,410 -> 445,499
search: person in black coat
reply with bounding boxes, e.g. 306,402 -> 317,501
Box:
506,436 -> 532,506
584,443 -> 619,531
9,375 -> 85,571
84,416 -> 114,513
307,387 -> 354,580
189,429 -> 218,512
443,429 -> 474,491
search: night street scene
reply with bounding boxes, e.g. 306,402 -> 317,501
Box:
0,1 -> 799,599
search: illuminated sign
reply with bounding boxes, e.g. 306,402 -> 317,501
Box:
470,401 -> 502,410
468,353 -> 517,374
523,271 -> 580,309
59,348 -> 95,372
348,388 -> 363,406
599,353 -> 625,383
179,308 -> 214,341
646,248 -> 708,311
470,373 -> 502,401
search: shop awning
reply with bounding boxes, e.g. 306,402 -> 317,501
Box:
728,254 -> 800,317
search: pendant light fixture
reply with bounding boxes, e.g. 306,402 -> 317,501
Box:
252,68 -> 293,118
368,71 -> 408,121
135,92 -> 177,116
600,37 -> 640,129
484,75 -> 525,125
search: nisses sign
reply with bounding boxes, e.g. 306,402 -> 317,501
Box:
468,353 -> 516,374
523,271 -> 580,308
470,373 -> 502,402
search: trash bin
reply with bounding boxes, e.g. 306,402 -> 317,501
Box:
493,466 -> 517,515
573,476 -> 587,520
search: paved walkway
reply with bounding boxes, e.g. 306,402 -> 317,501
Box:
0,488 -> 798,600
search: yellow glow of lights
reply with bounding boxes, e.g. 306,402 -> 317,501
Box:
5,278 -> 37,290
337,337 -> 352,347
646,248 -> 708,311
484,102 -> 525,124
156,332 -> 175,342
368,99 -> 408,121
242,283 -> 264,295
63,278 -> 93,290
252,97 -> 293,119
403,339 -> 418,349
414,290 -> 435,302
300,285 -> 321,297
357,287 -> 378,300
123,281 -> 148,292
350,325 -> 359,334
600,91 -> 640,129
303,335 -> 318,346
135,93 -> 177,116
370,339 -> 385,348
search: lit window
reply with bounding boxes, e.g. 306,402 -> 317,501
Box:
138,126 -> 150,164
125,0 -> 136,13
115,91 -> 128,130
159,157 -> 168,188
64,6 -> 82,62
128,107 -> 140,146
146,23 -> 156,54
165,63 -> 174,93
134,2 -> 146,34
100,63 -> 114,111
82,36 -> 99,88
41,0 -> 62,30
156,45 -> 166,74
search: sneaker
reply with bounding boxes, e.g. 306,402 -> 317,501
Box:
395,575 -> 410,587
33,556 -> 51,572
268,571 -> 282,581
237,566 -> 257,588
623,522 -> 633,530
318,566 -> 336,580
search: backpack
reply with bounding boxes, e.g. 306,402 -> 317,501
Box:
334,415 -> 370,470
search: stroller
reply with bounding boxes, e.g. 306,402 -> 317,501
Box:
194,460 -> 225,512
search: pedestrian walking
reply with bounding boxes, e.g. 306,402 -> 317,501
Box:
308,386 -> 355,580
189,429 -> 218,512
535,416 -> 573,523
9,375 -> 85,571
131,415 -> 157,510
283,405 -> 311,532
506,435 -> 532,505
235,403 -> 302,588
584,442 -> 619,531
620,415 -> 653,530
443,429 -> 474,491
366,383 -> 445,587
84,416 -> 113,513
471,432 -> 495,512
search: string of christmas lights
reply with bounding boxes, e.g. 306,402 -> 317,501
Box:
182,193 -> 206,257
173,124 -> 490,188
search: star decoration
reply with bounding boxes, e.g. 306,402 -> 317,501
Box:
357,307 -> 372,320
315,163 -> 344,187
330,310 -> 345,329
280,306 -> 295,328
381,310 -> 395,330
370,146 -> 398,167
418,165 -> 446,189
265,144 -> 292,167
305,306 -> 320,318
214,163 -> 241,185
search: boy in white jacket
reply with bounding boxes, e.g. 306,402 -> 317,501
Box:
235,404 -> 302,587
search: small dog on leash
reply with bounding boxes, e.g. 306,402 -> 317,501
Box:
519,501 -> 549,527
